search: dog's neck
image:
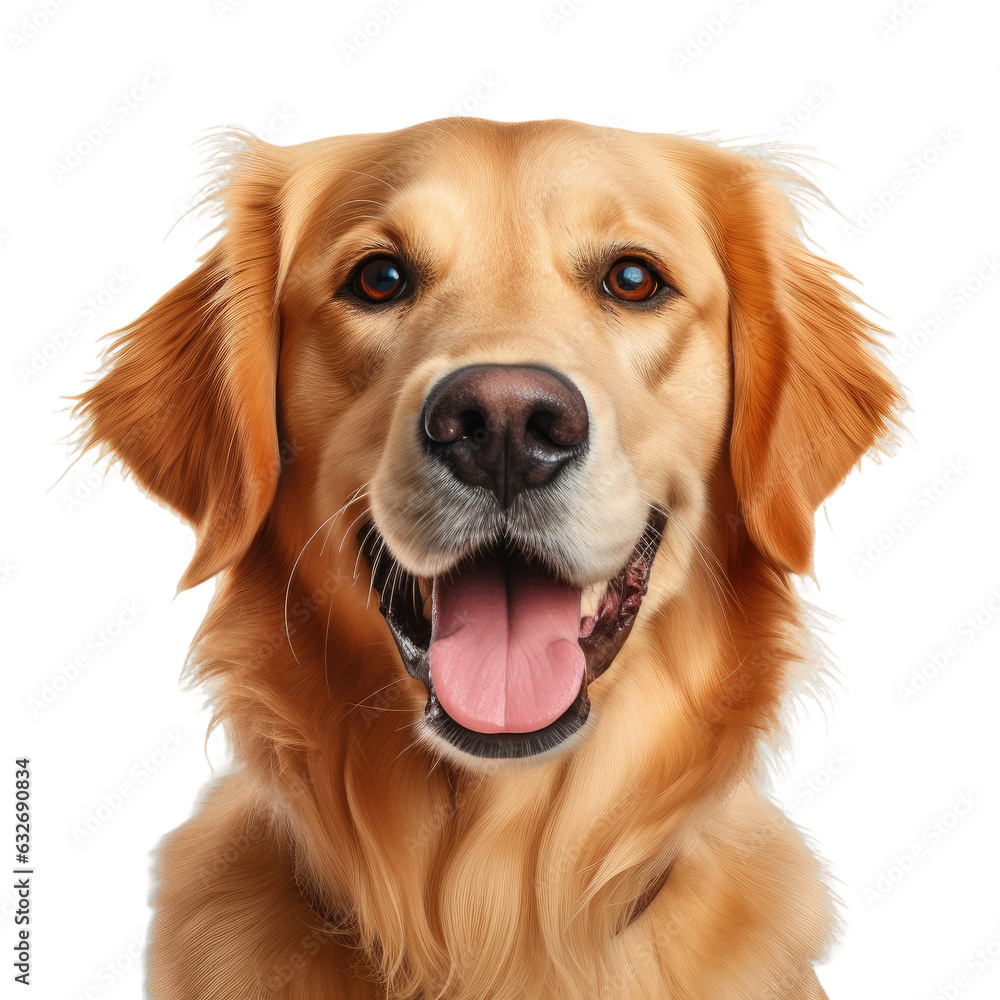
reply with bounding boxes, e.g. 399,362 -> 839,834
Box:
273,730 -> 711,996
291,842 -> 675,936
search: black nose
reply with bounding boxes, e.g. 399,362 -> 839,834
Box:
422,364 -> 590,507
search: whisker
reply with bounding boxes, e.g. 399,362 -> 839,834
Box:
354,521 -> 380,584
389,730 -> 426,766
384,556 -> 402,620
285,484 -> 370,668
366,536 -> 389,610
342,703 -> 412,713
334,675 -> 414,728
322,576 -> 336,703
321,486 -> 368,557
625,485 -> 748,667
337,503 -> 374,558
634,486 -> 744,612
666,504 -> 750,634
284,512 -> 340,668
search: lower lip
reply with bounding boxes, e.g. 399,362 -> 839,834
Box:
423,678 -> 592,760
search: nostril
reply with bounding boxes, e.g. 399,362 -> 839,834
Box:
426,406 -> 477,445
461,409 -> 487,443
526,411 -> 560,449
526,409 -> 588,450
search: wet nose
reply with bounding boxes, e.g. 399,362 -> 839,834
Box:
421,364 -> 590,508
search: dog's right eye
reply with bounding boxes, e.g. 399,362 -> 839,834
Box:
350,256 -> 409,303
602,259 -> 661,302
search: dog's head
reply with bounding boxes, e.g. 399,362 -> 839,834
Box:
76,119 -> 901,766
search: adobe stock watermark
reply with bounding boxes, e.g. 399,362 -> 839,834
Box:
172,174 -> 226,228
248,562 -> 356,673
673,0 -> 753,73
0,886 -> 22,929
70,730 -> 189,845
781,749 -> 854,818
897,587 -> 1000,706
863,791 -> 979,908
69,931 -> 145,1000
355,673 -> 412,728
340,0 -> 407,63
258,926 -> 332,992
52,66 -> 169,180
60,466 -> 109,514
402,791 -> 463,853
843,126 -> 959,243
212,0 -> 249,19
877,0 -> 933,40
929,925 -> 1000,1000
444,75 -> 499,117
17,267 -> 133,385
774,84 -> 833,138
27,601 -> 143,716
892,254 -> 999,371
521,121 -> 628,226
62,399 -> 181,514
171,105 -> 295,224
544,0 -> 590,28
256,105 -> 296,143
853,458 -> 970,574
7,0 -> 73,53
194,823 -> 271,890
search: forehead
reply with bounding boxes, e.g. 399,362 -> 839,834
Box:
280,120 -> 722,293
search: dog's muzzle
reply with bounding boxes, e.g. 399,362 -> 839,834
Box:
360,364 -> 665,760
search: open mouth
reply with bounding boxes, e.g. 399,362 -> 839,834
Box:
358,510 -> 665,759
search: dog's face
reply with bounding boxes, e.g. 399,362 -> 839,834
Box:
276,121 -> 732,761
77,119 -> 900,769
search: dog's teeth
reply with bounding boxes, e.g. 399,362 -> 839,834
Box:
581,583 -> 604,620
418,577 -> 434,621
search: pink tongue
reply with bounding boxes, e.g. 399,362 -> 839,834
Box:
428,554 -> 585,734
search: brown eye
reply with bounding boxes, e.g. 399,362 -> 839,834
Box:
352,256 -> 408,302
603,259 -> 660,301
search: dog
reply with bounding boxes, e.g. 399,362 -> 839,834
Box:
75,117 -> 902,999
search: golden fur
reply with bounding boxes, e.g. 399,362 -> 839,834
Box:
75,118 -> 902,999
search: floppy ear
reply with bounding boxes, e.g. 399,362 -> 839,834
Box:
74,137 -> 288,590
715,153 -> 904,574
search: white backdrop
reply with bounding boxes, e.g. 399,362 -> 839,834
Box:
4,0 -> 999,997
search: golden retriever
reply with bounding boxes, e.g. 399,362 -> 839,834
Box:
75,117 -> 902,999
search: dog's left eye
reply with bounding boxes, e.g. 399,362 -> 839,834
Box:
350,256 -> 409,303
602,259 -> 661,302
